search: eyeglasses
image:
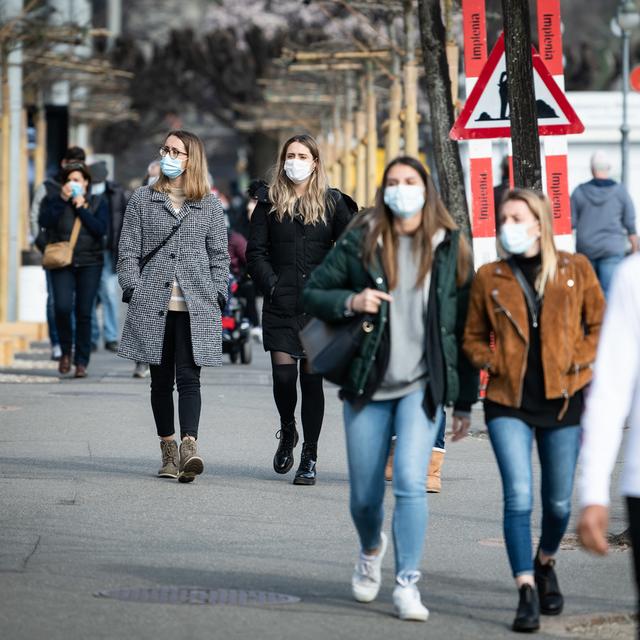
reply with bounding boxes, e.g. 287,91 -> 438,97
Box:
159,145 -> 188,160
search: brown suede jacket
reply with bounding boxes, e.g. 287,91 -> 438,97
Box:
463,251 -> 605,416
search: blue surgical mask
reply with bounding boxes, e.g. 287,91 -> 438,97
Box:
383,185 -> 425,219
499,223 -> 538,255
92,182 -> 106,196
69,181 -> 84,198
160,156 -> 185,179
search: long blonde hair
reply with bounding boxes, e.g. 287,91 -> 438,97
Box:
352,156 -> 473,290
153,129 -> 210,201
268,134 -> 332,224
499,188 -> 558,295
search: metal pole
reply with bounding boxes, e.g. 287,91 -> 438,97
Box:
6,0 -> 24,322
621,28 -> 630,186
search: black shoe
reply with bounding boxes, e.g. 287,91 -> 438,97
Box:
512,584 -> 540,633
293,443 -> 317,485
273,421 -> 299,474
535,554 -> 564,615
105,341 -> 119,353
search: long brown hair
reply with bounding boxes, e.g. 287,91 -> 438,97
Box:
268,134 -> 332,224
153,129 -> 210,201
499,188 -> 558,296
352,156 -> 472,290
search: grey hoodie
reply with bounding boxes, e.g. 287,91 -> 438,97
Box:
571,179 -> 636,260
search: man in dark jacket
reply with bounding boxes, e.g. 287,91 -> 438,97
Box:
571,150 -> 637,297
89,161 -> 128,352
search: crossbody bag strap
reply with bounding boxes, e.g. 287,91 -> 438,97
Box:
139,210 -> 191,272
507,257 -> 541,328
68,217 -> 82,250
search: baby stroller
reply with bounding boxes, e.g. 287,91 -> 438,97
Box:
221,274 -> 252,364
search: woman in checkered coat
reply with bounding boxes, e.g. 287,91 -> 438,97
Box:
117,130 -> 229,483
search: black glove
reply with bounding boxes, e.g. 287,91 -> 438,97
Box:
122,287 -> 134,304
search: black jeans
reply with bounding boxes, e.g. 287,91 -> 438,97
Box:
50,264 -> 102,366
150,312 -> 201,439
627,497 -> 640,638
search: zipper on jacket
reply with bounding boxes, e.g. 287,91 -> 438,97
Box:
491,292 -> 529,407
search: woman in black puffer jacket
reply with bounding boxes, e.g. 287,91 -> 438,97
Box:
247,134 -> 356,485
39,163 -> 108,378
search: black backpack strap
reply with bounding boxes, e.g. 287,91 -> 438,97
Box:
507,257 -> 541,328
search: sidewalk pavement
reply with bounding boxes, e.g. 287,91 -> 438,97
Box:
0,345 -> 635,640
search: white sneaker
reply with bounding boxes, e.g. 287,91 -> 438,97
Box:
351,532 -> 388,603
393,573 -> 429,621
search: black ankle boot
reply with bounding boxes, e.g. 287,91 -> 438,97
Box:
273,421 -> 299,474
293,443 -> 317,485
535,554 -> 564,615
512,584 -> 540,633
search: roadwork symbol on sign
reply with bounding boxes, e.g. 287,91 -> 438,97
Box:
450,33 -> 584,140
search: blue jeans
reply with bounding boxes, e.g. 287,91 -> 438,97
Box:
589,255 -> 624,299
344,390 -> 441,578
434,411 -> 446,451
487,417 -> 581,577
91,250 -> 120,344
45,269 -> 60,346
50,264 -> 102,366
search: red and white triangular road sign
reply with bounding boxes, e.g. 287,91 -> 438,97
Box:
450,33 -> 584,140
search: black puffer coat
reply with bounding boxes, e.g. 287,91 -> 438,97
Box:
247,188 -> 356,355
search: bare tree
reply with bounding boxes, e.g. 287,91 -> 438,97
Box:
417,0 -> 471,239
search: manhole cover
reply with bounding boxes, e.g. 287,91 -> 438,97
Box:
49,391 -> 139,397
94,587 -> 301,606
546,612 -> 637,639
479,533 -> 629,551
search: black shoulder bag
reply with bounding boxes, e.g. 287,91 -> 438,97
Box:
122,212 -> 190,303
299,314 -> 375,386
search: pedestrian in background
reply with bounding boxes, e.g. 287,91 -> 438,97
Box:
39,162 -> 109,378
463,188 -> 605,633
30,146 -> 86,361
571,150 -> 637,297
577,253 -> 640,639
247,134 -> 355,486
89,161 -> 128,353
117,130 -> 229,483
303,156 -> 476,621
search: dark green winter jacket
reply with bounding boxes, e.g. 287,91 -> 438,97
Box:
301,223 -> 479,415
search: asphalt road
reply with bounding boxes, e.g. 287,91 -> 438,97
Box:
0,343 -> 635,640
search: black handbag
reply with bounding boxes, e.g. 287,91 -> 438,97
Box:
122,212 -> 191,303
299,314 -> 375,386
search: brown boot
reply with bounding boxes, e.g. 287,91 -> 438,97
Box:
74,364 -> 87,378
384,438 -> 395,482
158,440 -> 179,478
178,437 -> 204,484
426,450 -> 444,493
58,354 -> 71,375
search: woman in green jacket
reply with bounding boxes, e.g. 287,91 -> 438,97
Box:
303,156 -> 478,622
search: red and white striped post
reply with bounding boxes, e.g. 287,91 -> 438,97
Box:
462,0 -> 498,267
537,0 -> 574,251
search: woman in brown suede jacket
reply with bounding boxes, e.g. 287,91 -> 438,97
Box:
463,188 -> 605,633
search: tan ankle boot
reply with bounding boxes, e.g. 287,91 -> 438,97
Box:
426,450 -> 444,493
384,439 -> 396,481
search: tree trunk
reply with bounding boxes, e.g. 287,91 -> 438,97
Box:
417,0 -> 471,240
501,0 -> 542,190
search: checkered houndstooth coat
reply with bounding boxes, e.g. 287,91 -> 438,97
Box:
116,186 -> 229,366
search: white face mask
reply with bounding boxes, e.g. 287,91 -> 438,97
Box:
92,182 -> 106,196
383,184 -> 426,219
284,159 -> 314,184
499,222 -> 538,255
